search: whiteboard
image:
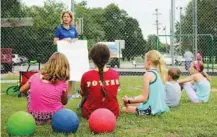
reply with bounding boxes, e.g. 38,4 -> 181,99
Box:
57,40 -> 90,81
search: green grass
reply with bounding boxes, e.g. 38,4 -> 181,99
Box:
1,76 -> 217,137
211,76 -> 217,89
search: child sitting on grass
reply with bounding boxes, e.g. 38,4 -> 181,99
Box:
165,68 -> 182,107
178,61 -> 211,103
122,50 -> 169,115
20,52 -> 69,124
79,43 -> 120,119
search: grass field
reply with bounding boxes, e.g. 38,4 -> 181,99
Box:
1,76 -> 217,137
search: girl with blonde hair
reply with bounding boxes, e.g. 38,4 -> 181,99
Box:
20,52 -> 70,124
123,50 -> 169,115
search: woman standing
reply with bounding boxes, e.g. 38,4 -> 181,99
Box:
53,11 -> 78,98
54,11 -> 78,44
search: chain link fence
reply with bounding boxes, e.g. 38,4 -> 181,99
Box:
1,0 -> 217,81
157,34 -> 216,73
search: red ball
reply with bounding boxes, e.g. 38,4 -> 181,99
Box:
88,108 -> 116,134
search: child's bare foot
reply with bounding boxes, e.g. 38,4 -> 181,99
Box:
122,98 -> 128,107
122,96 -> 131,108
122,106 -> 127,112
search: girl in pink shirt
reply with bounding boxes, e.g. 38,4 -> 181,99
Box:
20,52 -> 70,124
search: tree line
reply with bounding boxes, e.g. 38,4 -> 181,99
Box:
175,0 -> 216,57
2,0 -> 154,62
2,0 -> 216,63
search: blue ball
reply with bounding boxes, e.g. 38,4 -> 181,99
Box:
51,109 -> 79,133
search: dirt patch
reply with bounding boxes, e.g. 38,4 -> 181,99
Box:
211,88 -> 217,92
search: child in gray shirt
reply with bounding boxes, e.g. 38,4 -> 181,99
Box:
165,68 -> 181,107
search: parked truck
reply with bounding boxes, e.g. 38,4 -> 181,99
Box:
98,41 -> 123,68
1,48 -> 13,73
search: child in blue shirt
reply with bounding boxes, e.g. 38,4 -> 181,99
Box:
165,68 -> 182,107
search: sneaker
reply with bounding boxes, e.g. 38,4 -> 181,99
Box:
17,91 -> 22,98
75,93 -> 81,98
77,103 -> 82,110
72,93 -> 81,99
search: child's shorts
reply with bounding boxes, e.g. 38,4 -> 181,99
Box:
29,111 -> 54,125
136,106 -> 151,115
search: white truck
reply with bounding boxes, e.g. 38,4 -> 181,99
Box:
98,40 -> 125,68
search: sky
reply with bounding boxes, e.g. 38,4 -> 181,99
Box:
21,0 -> 190,40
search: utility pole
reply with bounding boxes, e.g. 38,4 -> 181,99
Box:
71,0 -> 75,13
162,27 -> 168,53
179,7 -> 183,54
170,0 -> 175,66
153,8 -> 161,36
193,0 -> 198,59
163,27 -> 168,44
71,0 -> 75,24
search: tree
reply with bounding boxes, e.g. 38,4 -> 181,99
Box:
102,4 -> 147,59
176,0 -> 217,57
147,35 -> 158,50
102,4 -> 125,41
24,0 -> 66,29
1,0 -> 27,55
2,0 -> 148,61
76,3 -> 147,59
1,0 -> 25,18
76,4 -> 105,49
122,17 -> 147,60
2,0 -> 66,63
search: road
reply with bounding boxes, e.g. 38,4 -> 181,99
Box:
1,63 -> 216,83
12,63 -> 216,73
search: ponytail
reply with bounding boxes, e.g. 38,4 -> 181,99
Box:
194,61 -> 210,81
98,65 -> 107,99
158,57 -> 167,83
145,50 -> 167,83
201,71 -> 209,81
89,44 -> 110,100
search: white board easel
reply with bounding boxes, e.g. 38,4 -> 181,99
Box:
57,40 -> 90,82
